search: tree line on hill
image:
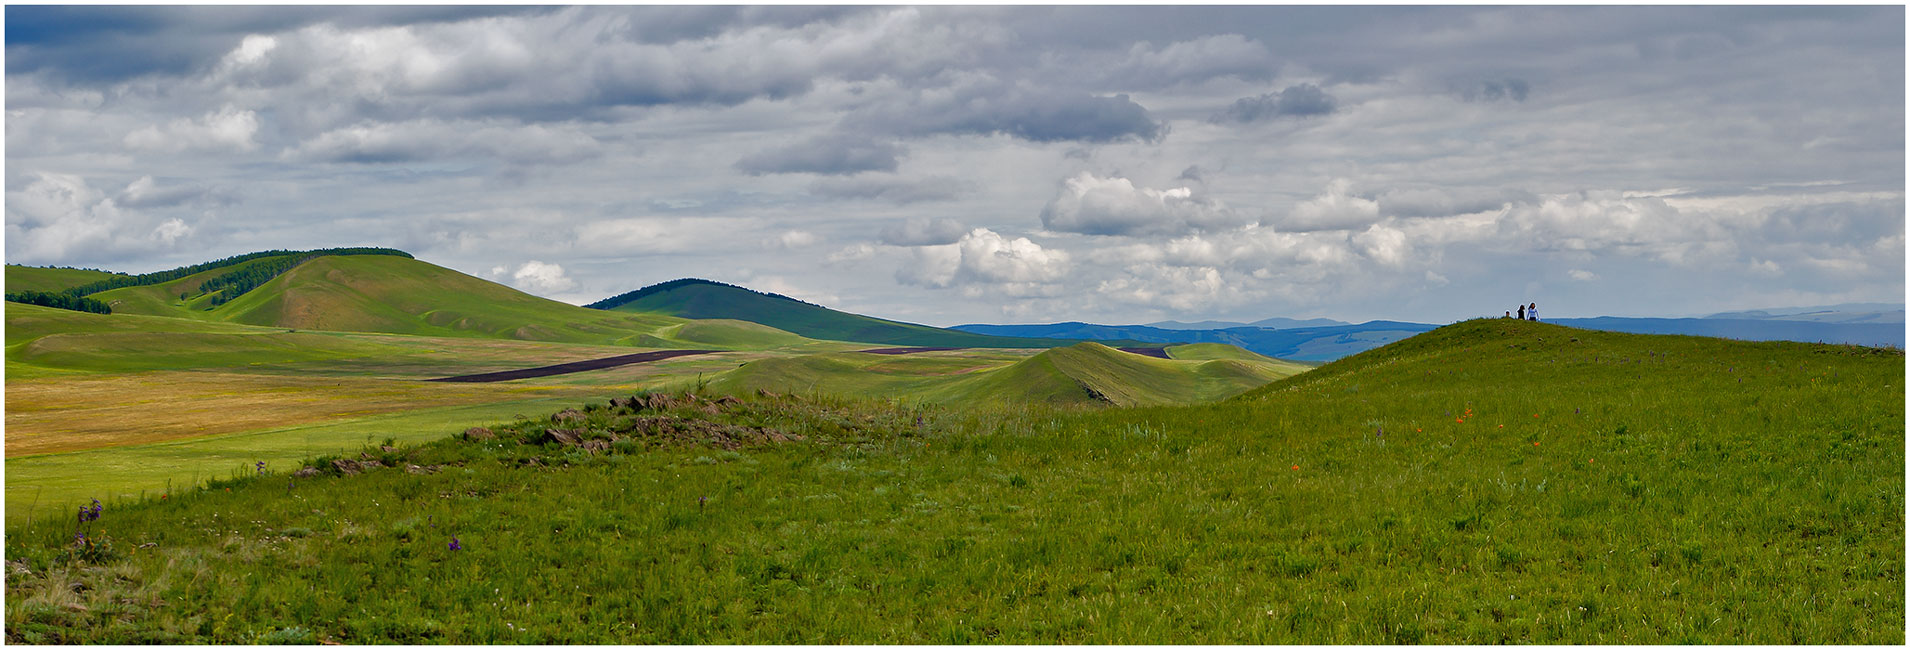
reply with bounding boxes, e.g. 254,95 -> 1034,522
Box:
5,290 -> 112,314
59,247 -> 412,299
10,247 -> 413,315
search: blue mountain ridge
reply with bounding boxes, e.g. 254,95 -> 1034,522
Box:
954,317 -> 1903,362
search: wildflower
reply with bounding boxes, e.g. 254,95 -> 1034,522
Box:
255,461 -> 266,475
449,536 -> 463,551
1290,465 -> 1299,471
1533,441 -> 1540,447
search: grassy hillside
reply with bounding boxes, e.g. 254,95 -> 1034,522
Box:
85,255 -> 751,347
707,342 -> 1303,407
3,319 -> 1901,642
5,265 -> 126,294
592,278 -> 1137,349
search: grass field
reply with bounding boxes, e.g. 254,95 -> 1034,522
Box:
6,319 -> 1899,643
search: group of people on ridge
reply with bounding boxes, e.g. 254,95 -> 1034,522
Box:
1505,303 -> 1539,321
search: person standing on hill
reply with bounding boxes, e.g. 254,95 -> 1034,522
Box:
1517,304 -> 1525,320
1528,303 -> 1538,321
1505,310 -> 1512,319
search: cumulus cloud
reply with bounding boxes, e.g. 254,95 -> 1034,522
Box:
1279,179 -> 1381,232
879,216 -> 969,246
4,173 -> 196,265
1568,269 -> 1598,281
287,120 -> 601,164
897,228 -> 1070,291
123,104 -> 260,152
1040,172 -> 1251,237
807,175 -> 971,204
734,133 -> 903,176
489,260 -> 577,294
1212,83 -> 1338,123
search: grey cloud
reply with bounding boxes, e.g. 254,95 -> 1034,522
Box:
287,120 -> 603,165
115,176 -> 238,209
853,79 -> 1166,144
1211,83 -> 1338,123
6,6 -> 552,84
879,216 -> 970,246
1177,165 -> 1206,184
1459,78 -> 1531,102
735,133 -> 903,176
809,175 -> 972,204
1378,187 -> 1535,218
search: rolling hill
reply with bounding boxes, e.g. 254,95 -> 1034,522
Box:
589,278 -> 1150,349
707,341 -> 1308,407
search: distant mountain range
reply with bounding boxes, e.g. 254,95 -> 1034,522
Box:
1146,317 -> 1348,330
953,321 -> 1438,362
959,305 -> 1904,362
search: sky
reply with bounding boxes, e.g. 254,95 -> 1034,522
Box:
5,5 -> 1904,326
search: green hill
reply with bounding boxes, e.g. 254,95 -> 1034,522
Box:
589,278 -> 1140,349
3,318 -> 1899,643
82,255 -> 809,349
709,342 -> 1305,407
4,265 -> 127,294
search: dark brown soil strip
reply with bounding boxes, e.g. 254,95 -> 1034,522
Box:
427,349 -> 720,383
857,346 -> 970,355
1118,347 -> 1171,359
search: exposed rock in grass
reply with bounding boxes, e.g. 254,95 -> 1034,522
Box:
552,408 -> 585,423
292,467 -> 320,478
461,427 -> 495,441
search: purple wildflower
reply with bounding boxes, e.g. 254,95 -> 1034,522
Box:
256,461 -> 266,475
449,536 -> 462,551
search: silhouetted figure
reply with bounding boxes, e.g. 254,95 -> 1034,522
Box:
1517,304 -> 1525,320
1528,303 -> 1538,322
1504,311 -> 1512,319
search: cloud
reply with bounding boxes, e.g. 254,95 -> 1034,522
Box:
1568,269 -> 1598,281
879,216 -> 969,246
1107,34 -> 1278,87
897,228 -> 1071,291
1211,83 -> 1338,123
4,173 -> 196,265
767,230 -> 820,249
1278,179 -> 1381,232
1458,78 -> 1530,102
851,77 -> 1166,144
1039,172 -> 1251,237
1377,186 -> 1530,218
734,133 -> 903,176
807,175 -> 971,204
122,104 -> 260,152
286,119 -> 602,164
489,260 -> 577,294
115,175 -> 237,209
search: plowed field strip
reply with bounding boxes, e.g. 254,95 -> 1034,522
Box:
427,349 -> 719,382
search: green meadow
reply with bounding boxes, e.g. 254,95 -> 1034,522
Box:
6,319 -> 1900,643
